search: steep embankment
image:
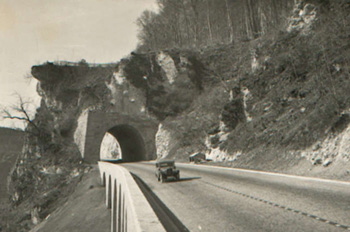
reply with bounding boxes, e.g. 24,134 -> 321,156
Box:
30,166 -> 110,232
151,1 -> 350,180
0,128 -> 24,232
1,62 -> 116,231
194,1 -> 350,179
0,127 -> 24,201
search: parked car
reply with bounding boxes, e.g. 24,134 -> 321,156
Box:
155,160 -> 180,183
189,152 -> 206,163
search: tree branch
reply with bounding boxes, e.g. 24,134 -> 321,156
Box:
2,94 -> 40,133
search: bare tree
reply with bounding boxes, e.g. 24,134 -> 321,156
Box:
206,0 -> 213,44
136,0 -> 295,50
137,10 -> 160,51
224,0 -> 234,43
2,94 -> 40,134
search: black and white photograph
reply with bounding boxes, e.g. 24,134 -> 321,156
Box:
0,0 -> 349,231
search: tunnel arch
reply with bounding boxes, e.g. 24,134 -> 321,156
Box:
105,124 -> 147,162
81,111 -> 158,163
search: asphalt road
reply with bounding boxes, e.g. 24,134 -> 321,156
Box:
121,162 -> 350,232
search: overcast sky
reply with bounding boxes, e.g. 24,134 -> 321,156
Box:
0,0 -> 156,129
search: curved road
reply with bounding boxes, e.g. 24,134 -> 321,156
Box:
121,162 -> 350,232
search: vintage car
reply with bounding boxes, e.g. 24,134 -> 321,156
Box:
155,160 -> 180,183
189,152 -> 206,163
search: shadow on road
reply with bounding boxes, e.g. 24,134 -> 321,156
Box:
100,159 -> 123,164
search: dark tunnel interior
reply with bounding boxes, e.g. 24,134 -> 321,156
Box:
105,124 -> 146,162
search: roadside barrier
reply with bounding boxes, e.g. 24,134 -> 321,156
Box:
98,161 -> 165,232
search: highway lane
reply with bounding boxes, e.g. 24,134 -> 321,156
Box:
121,162 -> 350,232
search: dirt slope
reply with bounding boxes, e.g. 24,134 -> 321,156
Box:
30,166 -> 110,232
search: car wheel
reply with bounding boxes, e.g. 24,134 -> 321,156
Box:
160,175 -> 165,183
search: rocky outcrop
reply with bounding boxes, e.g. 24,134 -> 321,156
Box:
100,133 -> 121,160
73,109 -> 89,158
156,52 -> 178,84
9,51 -> 204,221
287,0 -> 317,34
155,123 -> 173,159
301,111 -> 350,166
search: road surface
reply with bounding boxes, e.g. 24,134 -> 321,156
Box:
122,162 -> 350,232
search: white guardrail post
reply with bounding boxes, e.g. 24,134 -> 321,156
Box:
98,161 -> 165,232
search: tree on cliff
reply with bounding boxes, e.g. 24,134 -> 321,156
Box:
1,94 -> 42,137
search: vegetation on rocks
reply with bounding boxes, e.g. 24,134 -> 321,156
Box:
133,0 -> 350,172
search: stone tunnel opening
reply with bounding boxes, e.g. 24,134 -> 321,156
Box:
100,124 -> 147,162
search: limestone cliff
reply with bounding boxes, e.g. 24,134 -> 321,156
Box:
6,51 -> 205,229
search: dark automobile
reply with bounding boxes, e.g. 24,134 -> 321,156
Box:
155,160 -> 180,183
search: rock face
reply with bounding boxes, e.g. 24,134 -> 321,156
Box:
8,51 -> 203,226
301,111 -> 350,165
99,133 -> 121,160
287,0 -> 317,34
156,52 -> 178,84
155,123 -> 172,159
74,109 -> 89,158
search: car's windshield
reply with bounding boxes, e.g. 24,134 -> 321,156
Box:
159,162 -> 174,167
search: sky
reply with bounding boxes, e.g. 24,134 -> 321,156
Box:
0,0 -> 157,129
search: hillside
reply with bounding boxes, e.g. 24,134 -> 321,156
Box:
0,127 -> 24,201
0,128 -> 24,232
1,0 -> 349,231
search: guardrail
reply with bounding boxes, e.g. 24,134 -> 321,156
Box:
98,161 -> 165,232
